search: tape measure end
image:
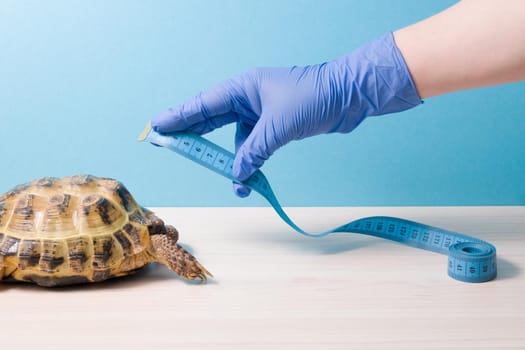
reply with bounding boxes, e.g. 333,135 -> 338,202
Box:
138,122 -> 152,142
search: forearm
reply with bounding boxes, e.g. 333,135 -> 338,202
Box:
394,0 -> 525,99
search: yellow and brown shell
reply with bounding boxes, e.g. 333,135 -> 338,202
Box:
0,175 -> 158,286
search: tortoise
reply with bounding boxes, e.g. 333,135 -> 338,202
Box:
0,175 -> 211,287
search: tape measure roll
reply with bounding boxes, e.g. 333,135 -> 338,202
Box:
139,123 -> 497,283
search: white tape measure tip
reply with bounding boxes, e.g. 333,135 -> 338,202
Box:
138,122 -> 152,142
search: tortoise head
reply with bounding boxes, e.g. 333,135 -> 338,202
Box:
143,211 -> 210,281
149,227 -> 211,282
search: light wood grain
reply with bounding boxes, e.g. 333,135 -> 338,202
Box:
1,207 -> 524,349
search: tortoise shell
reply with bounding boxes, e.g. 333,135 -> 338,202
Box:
0,175 -> 210,287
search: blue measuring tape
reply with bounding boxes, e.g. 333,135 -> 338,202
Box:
139,123 -> 497,283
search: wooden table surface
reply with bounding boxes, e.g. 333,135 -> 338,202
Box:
1,206 -> 524,349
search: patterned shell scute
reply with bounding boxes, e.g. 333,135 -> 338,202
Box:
0,175 -> 152,280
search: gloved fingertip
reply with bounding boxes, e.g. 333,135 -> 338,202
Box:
151,108 -> 186,133
233,183 -> 251,198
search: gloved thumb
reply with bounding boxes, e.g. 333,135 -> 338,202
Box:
232,122 -> 253,198
233,115 -> 278,183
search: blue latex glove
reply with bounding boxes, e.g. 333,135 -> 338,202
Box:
152,32 -> 421,197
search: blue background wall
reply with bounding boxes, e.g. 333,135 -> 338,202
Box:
1,0 -> 524,207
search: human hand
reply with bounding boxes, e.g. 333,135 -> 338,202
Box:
152,32 -> 421,197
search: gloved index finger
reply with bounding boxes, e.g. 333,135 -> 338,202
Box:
152,80 -> 239,133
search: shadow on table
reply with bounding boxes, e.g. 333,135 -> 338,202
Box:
251,229 -> 382,255
496,257 -> 521,280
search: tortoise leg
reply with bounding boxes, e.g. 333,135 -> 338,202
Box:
0,260 -> 17,282
165,224 -> 179,242
143,208 -> 169,235
0,256 -> 7,281
149,228 -> 212,282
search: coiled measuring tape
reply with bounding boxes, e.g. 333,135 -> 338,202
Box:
139,123 -> 497,283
